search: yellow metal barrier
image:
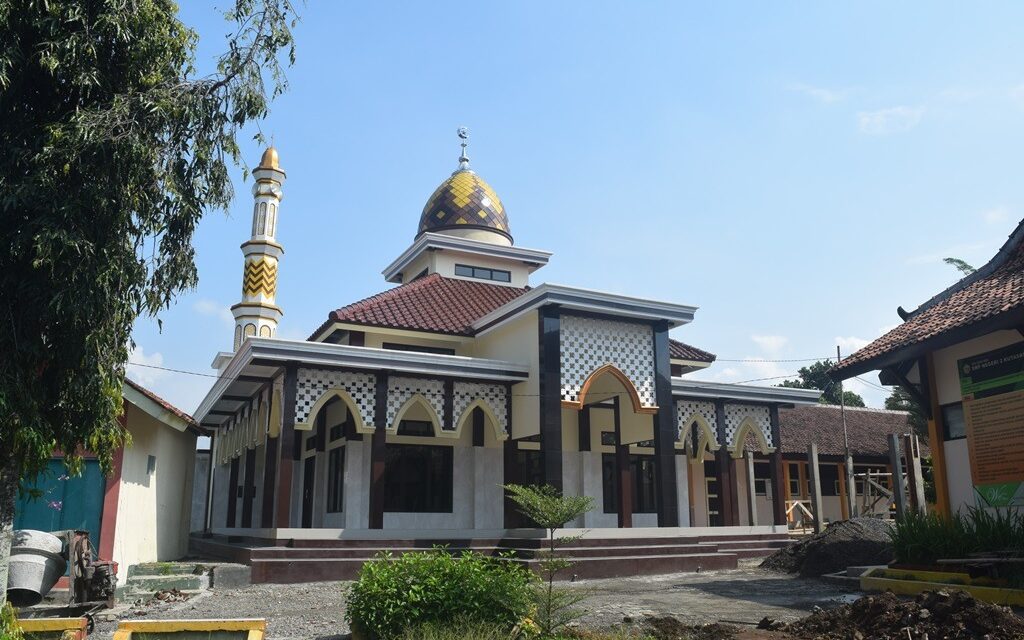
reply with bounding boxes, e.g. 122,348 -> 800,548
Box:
112,618 -> 266,640
18,617 -> 89,640
861,568 -> 1024,607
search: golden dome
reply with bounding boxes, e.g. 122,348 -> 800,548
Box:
418,169 -> 512,243
257,146 -> 280,170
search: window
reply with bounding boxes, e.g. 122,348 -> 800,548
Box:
398,420 -> 434,437
454,264 -> 512,283
601,454 -> 658,513
788,463 -> 804,497
600,431 -> 616,446
384,445 -> 453,513
305,436 -> 317,452
382,342 -> 456,356
753,462 -> 770,496
327,447 -> 344,513
942,403 -> 966,440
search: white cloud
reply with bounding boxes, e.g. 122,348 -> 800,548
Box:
750,335 -> 788,354
193,298 -> 234,328
981,205 -> 1010,225
791,83 -> 848,104
857,106 -> 924,135
835,335 -> 870,354
126,345 -> 166,388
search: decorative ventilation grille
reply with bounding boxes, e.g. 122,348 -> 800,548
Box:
675,400 -> 718,446
724,403 -> 773,448
560,315 -> 656,406
453,382 -> 508,435
295,368 -> 376,427
386,376 -> 445,430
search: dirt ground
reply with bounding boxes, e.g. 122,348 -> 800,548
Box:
89,561 -> 860,639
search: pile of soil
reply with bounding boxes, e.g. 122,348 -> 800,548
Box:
777,590 -> 1024,639
760,518 -> 893,577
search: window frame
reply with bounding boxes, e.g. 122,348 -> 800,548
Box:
327,445 -> 345,513
454,263 -> 512,283
941,402 -> 967,441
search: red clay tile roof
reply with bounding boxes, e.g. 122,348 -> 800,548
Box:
314,273 -> 529,337
834,222 -> 1024,377
778,404 -> 923,458
124,378 -> 197,427
669,339 -> 716,363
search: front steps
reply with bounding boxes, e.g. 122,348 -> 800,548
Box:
191,531 -> 792,583
122,563 -> 210,601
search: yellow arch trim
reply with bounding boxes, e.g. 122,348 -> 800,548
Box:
729,416 -> 773,458
565,364 -> 658,415
453,399 -> 507,441
294,388 -> 368,434
681,414 -> 719,465
390,393 -> 442,434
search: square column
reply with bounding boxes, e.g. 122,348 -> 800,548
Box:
274,363 -> 299,529
651,323 -> 679,526
538,305 -> 563,491
368,373 -> 388,529
768,406 -> 787,526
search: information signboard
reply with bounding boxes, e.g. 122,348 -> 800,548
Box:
957,342 -> 1024,507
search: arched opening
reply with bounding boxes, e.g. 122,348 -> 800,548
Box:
729,417 -> 772,458
683,415 -> 718,464
389,393 -> 443,433
573,364 -> 657,415
453,399 -> 505,441
295,388 -> 368,432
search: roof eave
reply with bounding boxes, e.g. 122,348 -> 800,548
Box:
671,378 -> 821,405
381,232 -> 553,283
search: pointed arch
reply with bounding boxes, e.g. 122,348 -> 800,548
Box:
390,393 -> 443,433
567,364 -> 658,414
453,399 -> 506,441
294,388 -> 369,433
729,416 -> 773,458
682,414 -> 718,464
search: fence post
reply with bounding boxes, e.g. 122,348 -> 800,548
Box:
888,433 -> 908,518
904,434 -> 926,515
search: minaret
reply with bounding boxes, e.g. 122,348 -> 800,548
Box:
231,147 -> 286,350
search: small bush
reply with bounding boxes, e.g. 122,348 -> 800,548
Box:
0,602 -> 25,640
345,548 -> 534,640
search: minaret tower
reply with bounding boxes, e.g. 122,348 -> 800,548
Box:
231,147 -> 286,350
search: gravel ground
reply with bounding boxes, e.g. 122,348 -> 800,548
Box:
90,561 -> 859,639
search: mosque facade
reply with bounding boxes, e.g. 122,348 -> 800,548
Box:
194,138 -> 822,539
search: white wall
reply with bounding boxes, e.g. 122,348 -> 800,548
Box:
112,403 -> 197,584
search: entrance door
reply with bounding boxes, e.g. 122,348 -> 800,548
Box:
301,456 -> 316,528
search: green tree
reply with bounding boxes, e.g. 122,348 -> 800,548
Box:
0,0 -> 296,602
943,257 -> 976,276
884,386 -> 929,440
503,484 -> 594,637
778,360 -> 866,407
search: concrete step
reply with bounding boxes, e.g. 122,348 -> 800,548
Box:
123,573 -> 209,592
249,545 -> 499,560
503,543 -> 716,559
249,550 -> 740,583
707,539 -> 792,551
723,547 -> 786,559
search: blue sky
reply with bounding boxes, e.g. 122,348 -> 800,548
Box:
128,2 -> 1024,412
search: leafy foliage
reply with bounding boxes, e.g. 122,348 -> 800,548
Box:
890,508 -> 1024,566
395,619 -> 520,640
778,359 -> 865,407
943,257 -> 977,277
0,0 -> 296,604
0,602 -> 24,640
345,548 -> 535,640
504,484 -> 595,638
884,386 -> 928,440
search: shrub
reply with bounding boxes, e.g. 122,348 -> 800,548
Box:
0,602 -> 25,640
345,548 -> 534,640
395,618 -> 516,640
891,507 -> 1024,565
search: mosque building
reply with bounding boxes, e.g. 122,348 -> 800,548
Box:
190,134 -> 876,578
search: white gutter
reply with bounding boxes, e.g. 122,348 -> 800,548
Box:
671,378 -> 821,405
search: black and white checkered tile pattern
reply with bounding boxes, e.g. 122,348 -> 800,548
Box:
724,403 -> 773,449
675,400 -> 719,447
559,315 -> 656,406
295,368 -> 376,428
453,382 -> 508,435
386,376 -> 445,430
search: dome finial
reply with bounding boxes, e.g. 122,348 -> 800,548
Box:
457,126 -> 470,171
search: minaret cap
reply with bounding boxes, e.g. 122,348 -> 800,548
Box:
257,146 -> 280,170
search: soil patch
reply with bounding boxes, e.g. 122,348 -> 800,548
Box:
775,589 -> 1024,639
761,518 -> 893,577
